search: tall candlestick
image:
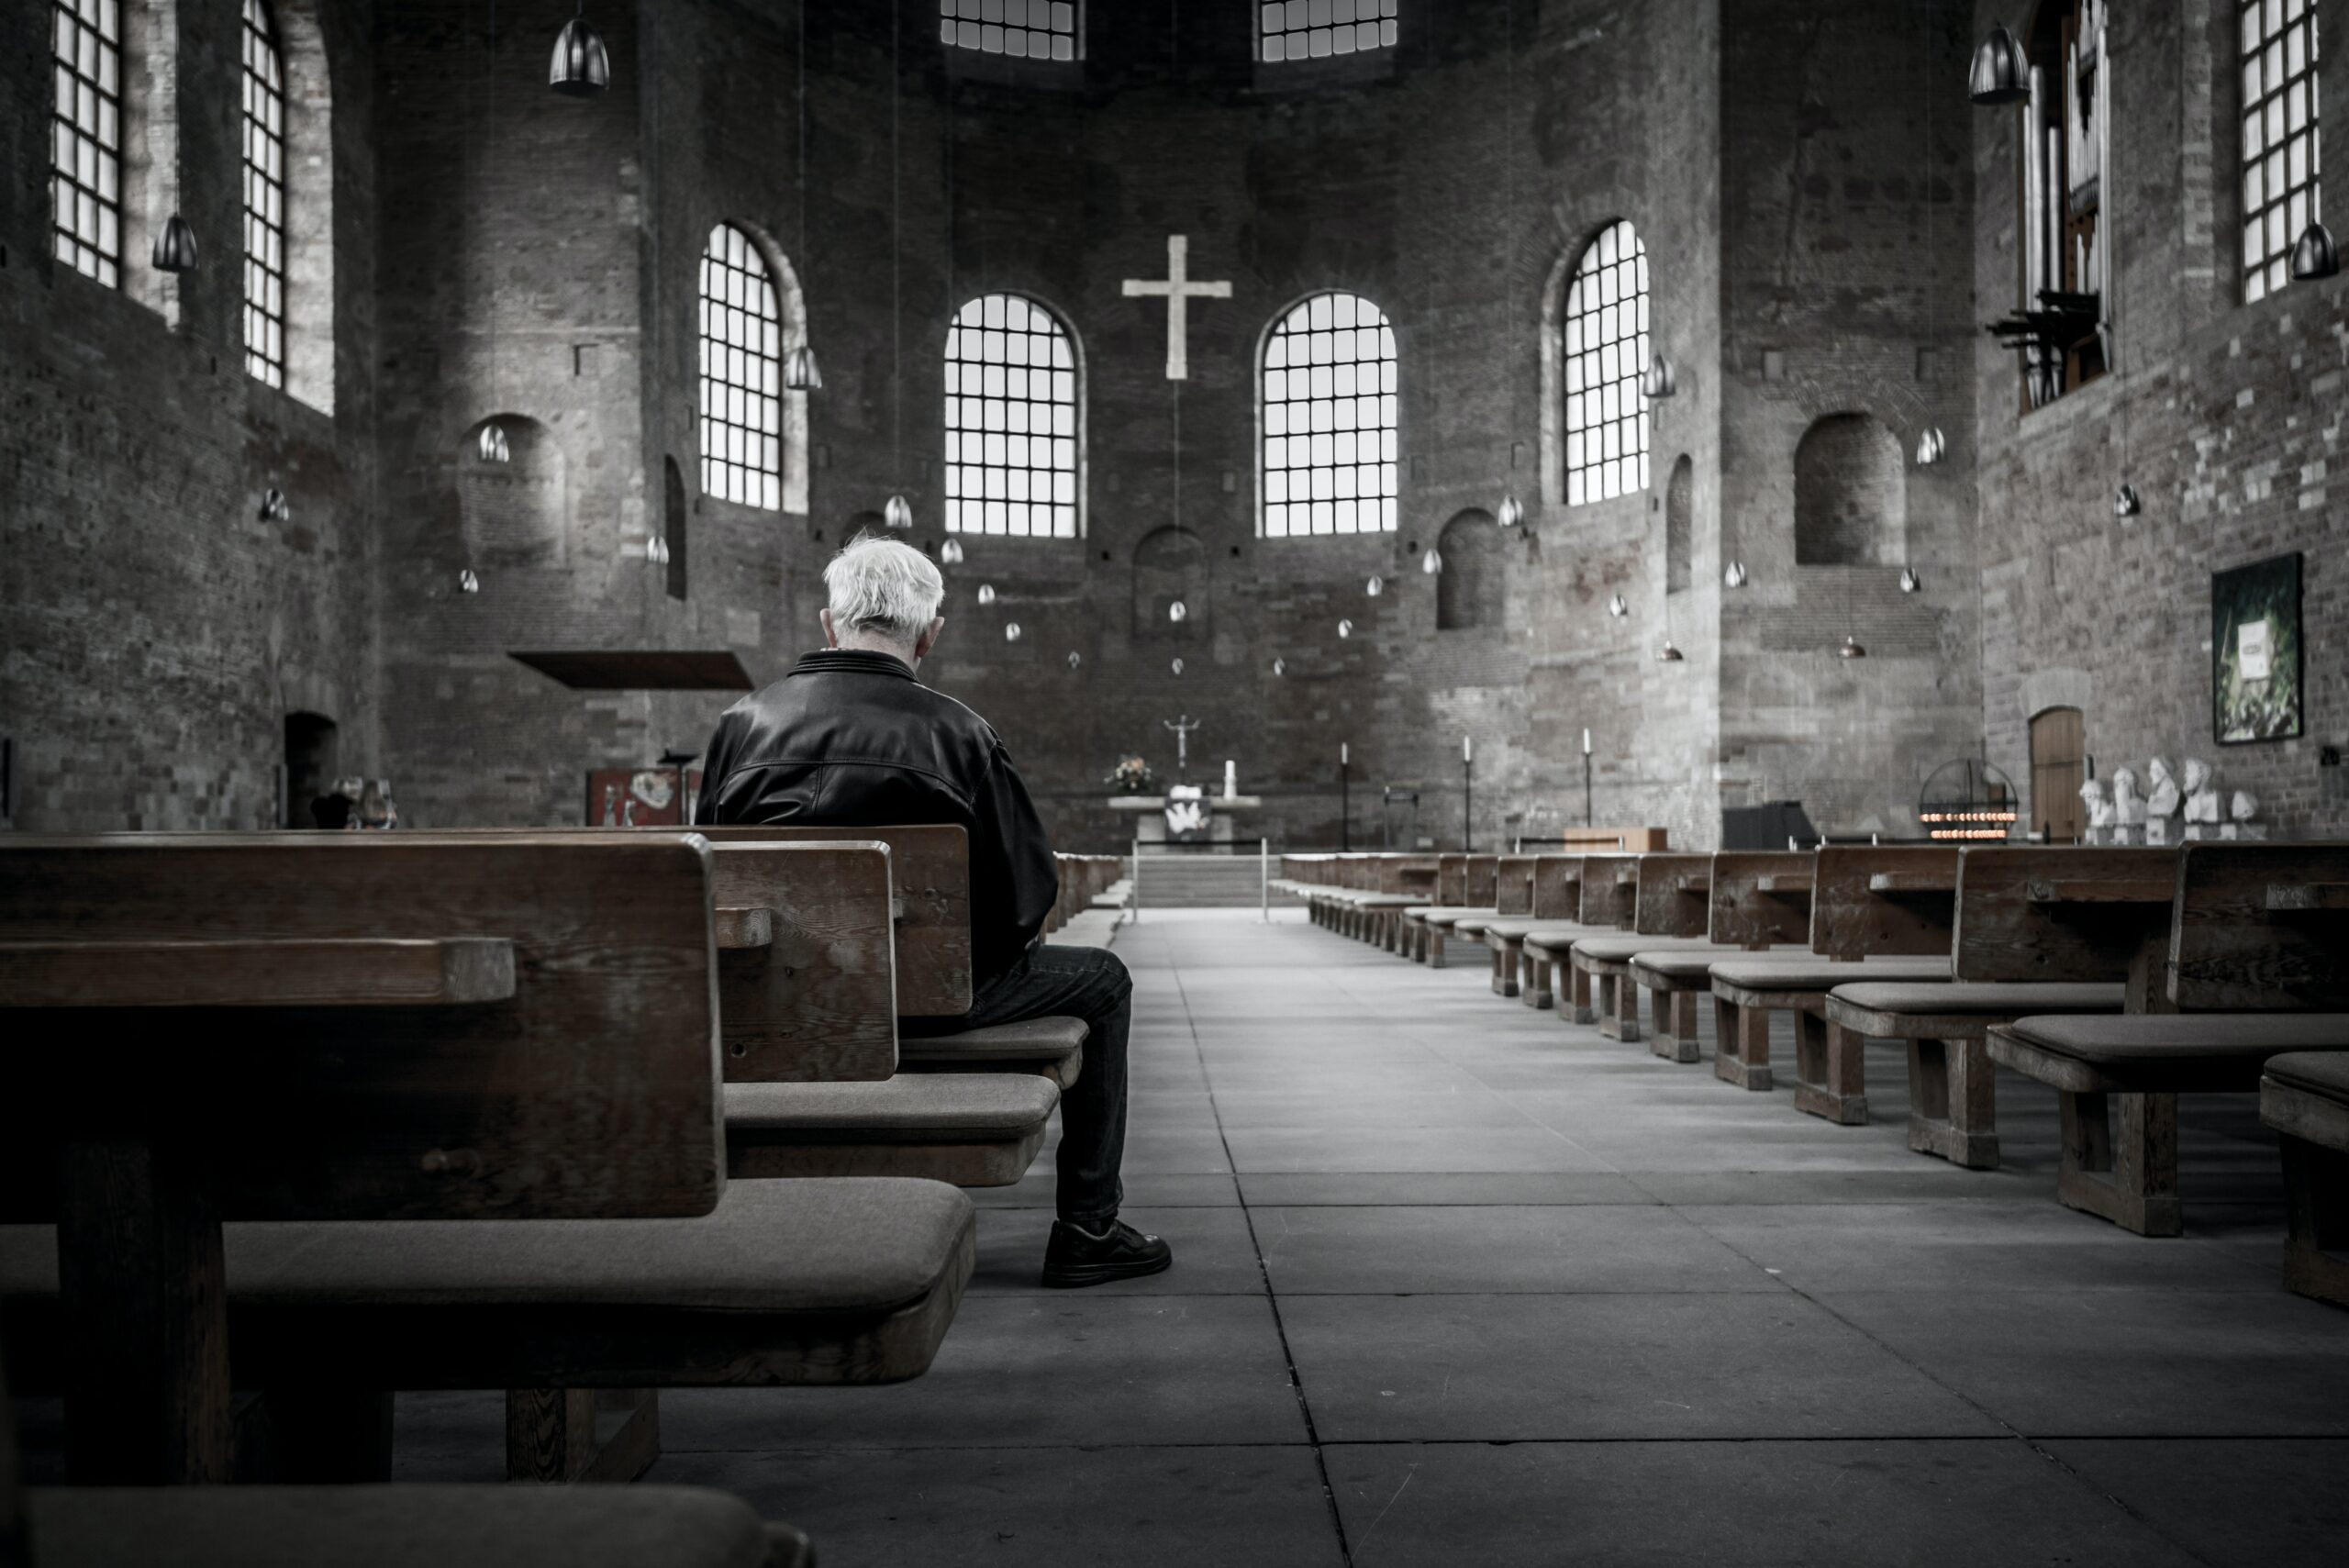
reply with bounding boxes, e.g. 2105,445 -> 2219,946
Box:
1464,737 -> 1474,762
1341,741 -> 1350,766
1224,759 -> 1237,800
1582,728 -> 1592,756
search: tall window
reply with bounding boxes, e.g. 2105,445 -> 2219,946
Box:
698,224 -> 782,511
51,0 -> 123,288
1260,1 -> 1397,61
241,0 -> 287,387
1261,292 -> 1398,538
2242,0 -> 2321,304
945,294 -> 1081,539
941,1 -> 1077,61
1564,220 -> 1650,506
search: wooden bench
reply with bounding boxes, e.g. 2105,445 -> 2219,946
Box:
1401,854 -> 1500,968
2260,1051 -> 2349,1307
1708,846 -> 1958,1094
1484,856 -> 1591,1009
1454,855 -> 1537,995
1623,851 -> 1816,1065
1573,853 -> 1729,1047
1815,847 -> 2152,1168
1524,854 -> 1639,1025
0,833 -> 974,1488
1987,843 -> 2349,1236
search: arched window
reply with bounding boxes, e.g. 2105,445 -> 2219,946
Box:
52,0 -> 125,287
698,224 -> 782,511
1563,220 -> 1650,506
2241,0 -> 2321,303
1794,414 -> 1904,567
945,294 -> 1082,539
241,0 -> 288,387
1260,1 -> 1397,61
1261,292 -> 1398,538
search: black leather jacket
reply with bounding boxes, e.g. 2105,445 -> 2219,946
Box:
694,650 -> 1060,987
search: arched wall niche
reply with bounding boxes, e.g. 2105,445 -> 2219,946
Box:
1436,508 -> 1505,631
1132,526 -> 1208,640
458,416 -> 568,569
1793,413 -> 1905,567
1664,454 -> 1693,595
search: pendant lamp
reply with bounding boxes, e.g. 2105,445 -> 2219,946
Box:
550,6 -> 610,96
1169,599 -> 1188,623
477,423 -> 510,463
152,214 -> 198,272
1171,658 -> 1185,675
1067,651 -> 1082,669
1272,658 -> 1286,676
1421,548 -> 1443,575
260,488 -> 291,523
1608,594 -> 1628,618
884,495 -> 914,530
1723,561 -> 1749,588
2112,484 -> 2142,518
1968,25 -> 2030,105
1655,640 -> 1685,663
1642,353 -> 1677,399
940,538 -> 964,565
1337,619 -> 1354,639
1916,428 -> 1945,465
975,584 -> 996,606
785,344 -> 824,391
1366,575 -> 1385,597
1497,494 -> 1525,528
1837,634 -> 1867,660
1004,622 -> 1021,643
459,568 -> 482,594
1899,566 -> 1921,594
2291,221 -> 2341,283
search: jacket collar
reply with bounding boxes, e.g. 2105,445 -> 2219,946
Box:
792,648 -> 918,682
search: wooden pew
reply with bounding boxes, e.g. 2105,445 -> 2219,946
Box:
1523,854 -> 1639,1025
0,834 -> 975,1488
1625,851 -> 1812,1063
1454,855 -> 1537,995
1572,853 -> 1729,1046
1987,843 -> 2349,1235
1401,855 -> 1500,969
2260,1051 -> 2349,1306
1707,846 -> 1957,1093
1817,848 -> 2149,1167
1484,855 -> 1590,1008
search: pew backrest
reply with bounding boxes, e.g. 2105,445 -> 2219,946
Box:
1531,855 -> 1586,920
1437,855 -> 1465,905
707,840 -> 897,1081
1462,855 -> 1500,906
1809,845 -> 1961,961
1632,852 -> 1715,938
1495,856 -> 1537,917
1951,847 -> 2179,1000
1382,855 -> 1442,896
2171,842 -> 2349,1010
1708,851 -> 1815,949
0,833 -> 724,1223
1577,855 -> 1638,929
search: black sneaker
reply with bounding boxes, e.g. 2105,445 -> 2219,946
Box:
1041,1218 -> 1174,1289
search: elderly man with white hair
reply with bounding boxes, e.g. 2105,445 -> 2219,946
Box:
695,535 -> 1171,1288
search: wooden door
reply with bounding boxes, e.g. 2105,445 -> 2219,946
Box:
2030,706 -> 2086,844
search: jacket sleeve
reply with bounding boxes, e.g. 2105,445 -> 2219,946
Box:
974,740 -> 1060,957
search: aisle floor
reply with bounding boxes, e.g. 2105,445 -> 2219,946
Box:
398,909 -> 2349,1565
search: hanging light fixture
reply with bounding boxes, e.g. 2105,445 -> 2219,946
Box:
1967,24 -> 2030,105
1642,352 -> 1677,400
1366,574 -> 1385,597
458,568 -> 481,594
1916,428 -> 1945,465
2290,221 -> 2341,283
152,213 -> 198,272
975,584 -> 996,606
1272,658 -> 1286,676
784,0 -> 820,391
884,495 -> 914,530
1171,658 -> 1185,675
785,344 -> 823,392
549,5 -> 610,96
1608,593 -> 1629,618
1497,494 -> 1525,528
2112,484 -> 2143,518
477,423 -> 510,463
1066,651 -> 1082,669
1337,619 -> 1354,639
1837,633 -> 1868,660
1723,561 -> 1749,588
940,538 -> 964,565
259,488 -> 291,523
1421,548 -> 1443,575
1004,622 -> 1022,643
1899,565 -> 1922,594
1169,599 -> 1188,623
643,536 -> 671,565
1656,639 -> 1685,663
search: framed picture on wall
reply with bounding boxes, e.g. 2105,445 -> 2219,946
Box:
2211,551 -> 2304,745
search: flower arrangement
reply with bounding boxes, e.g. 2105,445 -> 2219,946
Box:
1105,756 -> 1160,795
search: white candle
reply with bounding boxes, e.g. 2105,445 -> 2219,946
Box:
1582,728 -> 1592,756
1341,742 -> 1350,766
1464,737 -> 1474,763
1224,759 -> 1237,799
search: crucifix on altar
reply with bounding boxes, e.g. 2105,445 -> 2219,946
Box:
1106,710 -> 1264,848
1162,713 -> 1201,782
1122,235 -> 1231,381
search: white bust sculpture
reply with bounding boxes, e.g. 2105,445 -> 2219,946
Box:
2145,757 -> 2181,818
2110,767 -> 2145,827
2183,759 -> 2220,824
2078,778 -> 2113,834
2232,788 -> 2260,822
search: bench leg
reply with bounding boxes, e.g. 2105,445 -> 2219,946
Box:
1793,1013 -> 1869,1125
2280,1135 -> 2349,1307
1647,988 -> 1702,1063
507,1388 -> 662,1485
1905,1038 -> 1999,1167
1428,926 -> 1448,968
1517,944 -> 1552,1009
1489,939 -> 1519,997
1713,997 -> 1772,1090
1598,971 -> 1641,1042
2056,1090 -> 2181,1236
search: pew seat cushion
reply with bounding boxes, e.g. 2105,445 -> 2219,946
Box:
1482,917 -> 1549,940
2263,1051 -> 2349,1154
1453,914 -> 1503,938
1424,907 -> 1500,930
1711,957 -> 1951,997
1575,936 -> 1731,969
2265,1050 -> 2349,1102
0,1178 -> 976,1389
1521,925 -> 1608,954
898,1015 -> 1088,1064
28,1485 -> 804,1568
1631,947 -> 1796,982
1831,981 -> 2123,1018
1988,1014 -> 2349,1094
726,1076 -> 1059,1141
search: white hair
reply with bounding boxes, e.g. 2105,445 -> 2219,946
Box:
824,534 -> 945,642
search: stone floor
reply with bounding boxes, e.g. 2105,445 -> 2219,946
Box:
384,911 -> 2349,1561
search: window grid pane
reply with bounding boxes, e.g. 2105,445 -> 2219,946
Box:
50,0 -> 122,289
242,0 -> 287,388
1260,0 -> 1398,61
2241,0 -> 2320,304
944,294 -> 1082,539
940,1 -> 1080,61
697,225 -> 784,512
1563,219 -> 1652,507
1259,291 -> 1400,539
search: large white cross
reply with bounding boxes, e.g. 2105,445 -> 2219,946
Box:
1122,235 -> 1231,382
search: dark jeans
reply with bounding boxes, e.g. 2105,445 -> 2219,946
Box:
922,944 -> 1132,1226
